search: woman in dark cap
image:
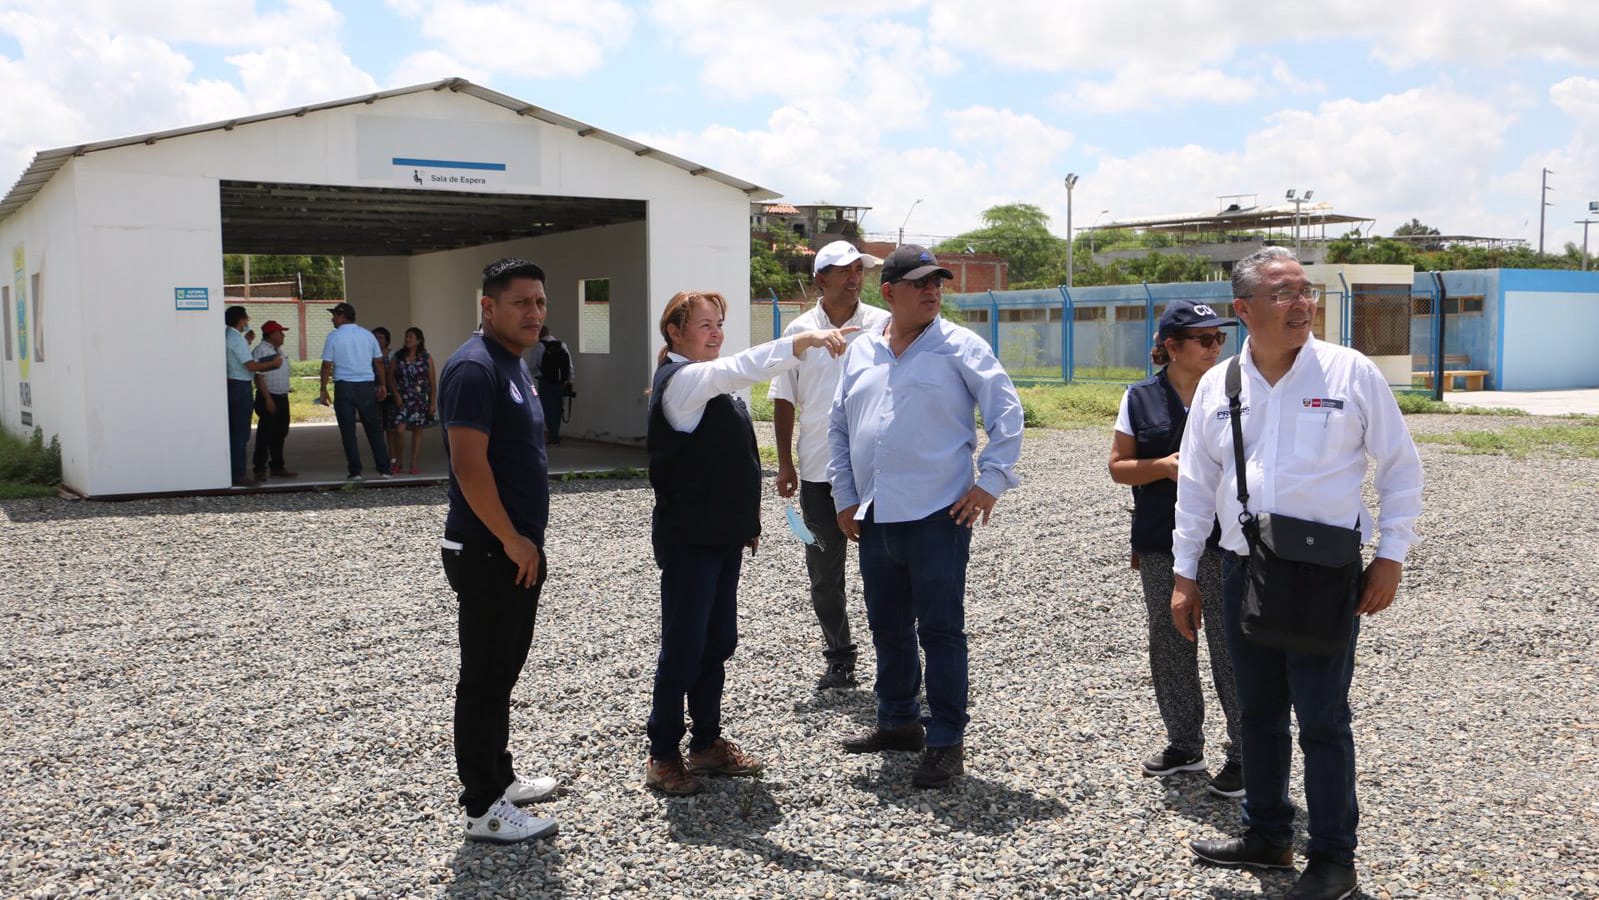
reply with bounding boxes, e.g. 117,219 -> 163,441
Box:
1108,299 -> 1245,798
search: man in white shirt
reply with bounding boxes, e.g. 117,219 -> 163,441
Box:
250,320 -> 296,479
770,240 -> 890,690
1174,247 -> 1423,900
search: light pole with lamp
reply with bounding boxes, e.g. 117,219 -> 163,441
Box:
1088,209 -> 1110,255
1286,188 -> 1313,259
1064,173 -> 1079,287
1578,201 -> 1599,271
898,199 -> 923,245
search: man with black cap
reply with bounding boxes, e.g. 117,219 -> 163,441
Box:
318,302 -> 392,481
251,320 -> 296,480
827,244 -> 1025,789
769,239 -> 889,690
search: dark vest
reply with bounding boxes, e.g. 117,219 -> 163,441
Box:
1127,370 -> 1190,553
647,361 -> 762,548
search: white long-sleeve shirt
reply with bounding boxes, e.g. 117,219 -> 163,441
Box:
1172,337 -> 1423,580
660,338 -> 802,433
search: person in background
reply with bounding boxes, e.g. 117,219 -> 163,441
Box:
224,304 -> 281,489
828,245 -> 1024,790
251,320 -> 297,480
374,326 -> 402,472
534,325 -> 573,446
318,303 -> 392,482
392,326 -> 437,474
643,289 -> 855,796
437,258 -> 561,843
769,240 -> 889,690
1108,300 -> 1242,798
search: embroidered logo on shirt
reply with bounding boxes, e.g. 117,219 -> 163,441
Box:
509,383 -> 525,404
1216,406 -> 1249,419
1301,398 -> 1345,410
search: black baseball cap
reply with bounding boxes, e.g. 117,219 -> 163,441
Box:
880,245 -> 954,285
327,302 -> 356,319
1157,299 -> 1236,341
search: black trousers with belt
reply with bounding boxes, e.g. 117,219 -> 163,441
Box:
441,533 -> 546,817
252,390 -> 291,473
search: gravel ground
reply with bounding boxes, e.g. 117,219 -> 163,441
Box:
2,413 -> 1596,899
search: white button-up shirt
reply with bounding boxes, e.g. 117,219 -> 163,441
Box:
1172,337 -> 1424,580
253,340 -> 292,394
660,338 -> 802,433
828,315 -> 1024,524
766,300 -> 890,483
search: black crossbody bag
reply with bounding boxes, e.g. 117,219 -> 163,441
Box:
1225,357 -> 1361,656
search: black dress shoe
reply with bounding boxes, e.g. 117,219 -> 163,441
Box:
841,721 -> 925,754
1286,856 -> 1357,900
1189,831 -> 1295,869
912,743 -> 964,789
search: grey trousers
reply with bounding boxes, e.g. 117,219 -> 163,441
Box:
1137,549 -> 1241,763
799,480 -> 856,664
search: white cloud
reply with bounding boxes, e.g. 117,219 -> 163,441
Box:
386,50 -> 491,88
1061,65 -> 1260,114
225,42 -> 379,112
0,0 -> 342,47
391,0 -> 635,79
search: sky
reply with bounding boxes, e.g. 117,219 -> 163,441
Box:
2,0 -> 1598,252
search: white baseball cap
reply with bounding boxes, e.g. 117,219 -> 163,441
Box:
813,240 -> 878,275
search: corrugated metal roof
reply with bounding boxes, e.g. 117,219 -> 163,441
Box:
0,77 -> 778,224
1096,201 -> 1371,234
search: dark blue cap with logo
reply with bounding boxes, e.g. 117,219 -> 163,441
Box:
881,244 -> 955,285
1157,299 -> 1236,341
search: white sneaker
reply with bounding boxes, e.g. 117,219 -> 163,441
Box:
504,774 -> 559,805
463,797 -> 557,843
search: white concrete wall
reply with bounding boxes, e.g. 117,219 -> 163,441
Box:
405,219 -> 651,443
342,256 -> 413,353
1,87 -> 753,494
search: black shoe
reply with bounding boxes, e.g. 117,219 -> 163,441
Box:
842,722 -> 925,754
1207,759 -> 1244,798
1142,745 -> 1207,776
1189,831 -> 1295,869
815,662 -> 857,690
912,744 -> 965,789
1286,856 -> 1357,900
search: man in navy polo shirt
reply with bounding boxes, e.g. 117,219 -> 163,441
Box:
437,258 -> 560,843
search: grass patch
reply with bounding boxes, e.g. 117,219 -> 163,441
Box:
749,380 -> 774,423
1393,392 -> 1525,416
1016,383 -> 1128,429
1415,420 -> 1599,457
0,427 -> 62,495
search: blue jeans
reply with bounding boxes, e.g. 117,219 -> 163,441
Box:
1223,553 -> 1361,865
857,508 -> 971,748
226,379 -> 254,481
333,381 -> 391,478
647,542 -> 741,761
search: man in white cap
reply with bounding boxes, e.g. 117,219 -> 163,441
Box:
769,240 -> 889,689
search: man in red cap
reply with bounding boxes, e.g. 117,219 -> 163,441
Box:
251,320 -> 297,479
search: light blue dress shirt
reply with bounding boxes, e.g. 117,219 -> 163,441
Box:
321,323 -> 381,382
225,327 -> 252,381
828,315 -> 1024,523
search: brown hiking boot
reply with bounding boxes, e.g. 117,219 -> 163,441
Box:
686,738 -> 763,776
644,756 -> 702,795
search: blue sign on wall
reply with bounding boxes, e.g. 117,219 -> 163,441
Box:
175,287 -> 209,310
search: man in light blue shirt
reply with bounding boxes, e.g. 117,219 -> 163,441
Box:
318,302 -> 392,480
224,305 -> 282,488
827,244 -> 1024,789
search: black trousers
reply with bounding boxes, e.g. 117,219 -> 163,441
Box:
251,391 -> 290,473
441,536 -> 546,817
799,480 -> 855,663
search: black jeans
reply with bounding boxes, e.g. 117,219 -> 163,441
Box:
252,391 -> 290,473
799,480 -> 855,663
647,542 -> 741,761
226,379 -> 253,481
442,536 -> 546,818
537,379 -> 564,443
333,381 -> 391,477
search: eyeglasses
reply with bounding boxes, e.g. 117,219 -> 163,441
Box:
896,274 -> 945,290
1260,285 -> 1322,304
1175,332 -> 1228,349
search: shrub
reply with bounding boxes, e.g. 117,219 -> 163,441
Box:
0,427 -> 63,486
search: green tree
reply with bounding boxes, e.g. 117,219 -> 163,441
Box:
935,203 -> 1067,288
1393,218 -> 1443,251
749,228 -> 811,299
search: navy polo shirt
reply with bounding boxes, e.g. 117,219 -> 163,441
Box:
438,332 -> 549,546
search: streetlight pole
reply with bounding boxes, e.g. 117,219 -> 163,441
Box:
1286,189 -> 1313,259
1539,168 -> 1554,255
898,199 -> 923,246
1089,209 -> 1109,254
1577,211 -> 1598,271
1064,173 -> 1078,288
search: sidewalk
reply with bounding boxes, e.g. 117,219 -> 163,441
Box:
1442,388 -> 1599,416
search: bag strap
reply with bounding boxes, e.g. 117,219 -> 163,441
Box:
1224,356 -> 1257,542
